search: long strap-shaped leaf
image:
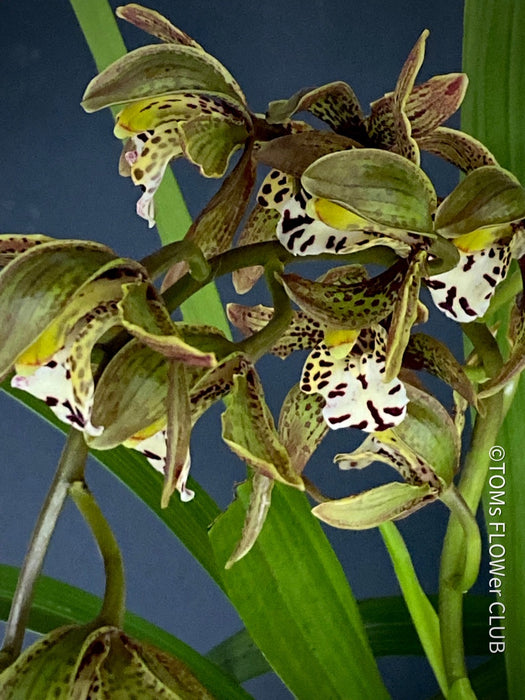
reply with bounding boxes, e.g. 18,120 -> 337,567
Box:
2,383 -> 388,697
69,0 -> 229,335
209,480 -> 389,699
462,3 -> 525,697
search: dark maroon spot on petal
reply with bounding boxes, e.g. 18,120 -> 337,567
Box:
328,413 -> 351,425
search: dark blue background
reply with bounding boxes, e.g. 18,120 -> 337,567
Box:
0,2 -> 472,698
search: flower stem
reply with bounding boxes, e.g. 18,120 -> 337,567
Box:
438,323 -> 504,695
439,486 -> 482,594
69,481 -> 126,629
0,429 -> 88,669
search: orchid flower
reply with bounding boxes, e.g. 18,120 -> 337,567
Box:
425,165 -> 525,322
81,6 -> 252,228
0,236 -> 217,502
312,384 -> 460,529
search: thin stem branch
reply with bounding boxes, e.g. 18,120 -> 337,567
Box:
162,241 -> 398,313
69,481 -> 126,628
0,430 -> 88,669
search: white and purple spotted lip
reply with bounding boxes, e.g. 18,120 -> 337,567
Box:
300,333 -> 409,433
426,242 -> 511,323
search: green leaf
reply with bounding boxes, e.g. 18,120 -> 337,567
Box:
463,4 -> 525,696
302,148 -> 437,233
435,165 -> 525,236
0,566 -> 251,700
209,481 -> 389,699
380,521 -> 448,696
82,44 -> 245,112
0,240 -> 115,380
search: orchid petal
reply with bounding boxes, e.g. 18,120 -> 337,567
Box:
427,243 -> 512,322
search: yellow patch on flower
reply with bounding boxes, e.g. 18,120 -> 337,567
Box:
453,223 -> 513,252
309,198 -> 370,231
124,416 -> 167,448
324,327 -> 359,359
15,324 -> 63,374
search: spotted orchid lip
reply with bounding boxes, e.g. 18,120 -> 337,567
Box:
300,328 -> 409,434
426,242 -> 511,322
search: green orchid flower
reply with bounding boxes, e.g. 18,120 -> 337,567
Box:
426,164 -> 525,322
81,4 -> 253,228
0,623 -> 214,699
0,235 -> 219,502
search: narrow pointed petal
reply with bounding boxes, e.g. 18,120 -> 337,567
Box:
279,257 -> 409,330
221,362 -> 304,489
391,29 -> 429,164
426,243 -> 512,322
116,4 -> 204,48
479,302 -> 525,398
189,352 -> 245,423
232,204 -> 280,293
119,282 -> 217,366
403,332 -> 477,406
162,361 -> 193,505
266,81 -> 365,136
82,44 -> 246,112
368,72 -> 468,145
184,144 -> 256,258
418,126 -> 497,172
225,472 -> 274,568
385,249 -> 427,381
227,304 -> 323,357
301,149 -> 437,235
278,384 -> 328,473
312,482 -> 436,529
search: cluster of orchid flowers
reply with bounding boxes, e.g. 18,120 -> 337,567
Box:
4,3 -> 525,552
